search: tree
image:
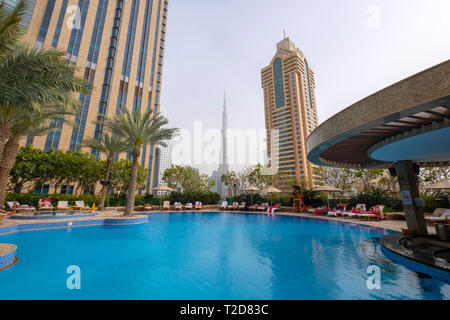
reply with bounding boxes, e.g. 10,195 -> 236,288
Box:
9,146 -> 47,192
0,101 -> 81,205
107,108 -> 177,216
0,0 -> 89,206
353,169 -> 384,193
82,134 -> 128,210
221,171 -> 237,197
314,166 -> 354,195
163,165 -> 214,193
272,169 -> 298,193
109,159 -> 147,195
247,164 -> 272,189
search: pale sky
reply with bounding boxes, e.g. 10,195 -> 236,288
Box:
160,0 -> 450,174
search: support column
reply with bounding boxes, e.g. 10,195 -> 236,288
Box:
395,160 -> 428,235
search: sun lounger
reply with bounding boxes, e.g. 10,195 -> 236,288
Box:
174,202 -> 182,210
6,201 -> 35,212
268,205 -> 281,214
220,201 -> 228,210
185,203 -> 193,210
315,206 -> 331,215
425,209 -> 450,223
56,201 -> 72,210
74,201 -> 90,210
195,201 -> 203,210
238,202 -> 246,210
327,204 -> 347,217
38,199 -> 54,211
163,201 -> 170,211
0,211 -> 7,225
143,204 -> 153,211
230,202 -> 239,210
256,203 -> 268,211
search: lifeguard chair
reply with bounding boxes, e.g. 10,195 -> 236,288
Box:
292,185 -> 306,213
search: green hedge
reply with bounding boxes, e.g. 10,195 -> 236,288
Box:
168,191 -> 221,205
5,193 -> 100,208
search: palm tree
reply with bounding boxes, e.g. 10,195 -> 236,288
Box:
82,134 -> 128,211
0,101 -> 76,205
0,0 -> 88,155
107,107 -> 178,216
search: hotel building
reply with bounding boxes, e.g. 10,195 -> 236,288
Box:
261,37 -> 319,187
13,0 -> 169,194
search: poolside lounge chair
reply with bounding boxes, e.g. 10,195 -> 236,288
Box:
425,209 -> 450,224
185,203 -> 193,210
195,201 -> 203,210
56,201 -> 72,211
143,203 -> 153,211
38,199 -> 54,211
0,211 -> 7,225
257,203 -> 269,211
230,202 -> 239,210
220,201 -> 228,210
174,202 -> 182,211
315,206 -> 331,215
359,207 -> 381,221
327,204 -> 347,217
6,201 -> 35,213
74,201 -> 90,210
238,202 -> 246,210
163,201 -> 170,211
268,204 -> 281,214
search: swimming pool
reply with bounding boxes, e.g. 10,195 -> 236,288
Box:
0,212 -> 449,299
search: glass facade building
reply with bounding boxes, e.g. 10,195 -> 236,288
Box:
19,0 -> 170,194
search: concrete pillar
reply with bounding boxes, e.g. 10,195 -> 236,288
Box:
395,160 -> 428,235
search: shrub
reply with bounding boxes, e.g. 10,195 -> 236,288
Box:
5,193 -> 100,208
169,191 -> 221,205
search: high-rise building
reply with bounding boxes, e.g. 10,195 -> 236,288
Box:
210,92 -> 229,198
152,143 -> 172,195
17,0 -> 169,194
261,37 -> 319,187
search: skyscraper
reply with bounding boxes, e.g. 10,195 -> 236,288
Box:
153,143 -> 172,195
261,37 -> 319,187
18,0 -> 169,194
210,92 -> 229,198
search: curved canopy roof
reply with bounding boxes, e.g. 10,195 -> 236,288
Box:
307,60 -> 450,169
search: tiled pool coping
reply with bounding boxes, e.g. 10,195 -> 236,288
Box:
9,212 -> 99,220
0,243 -> 17,270
0,214 -> 148,236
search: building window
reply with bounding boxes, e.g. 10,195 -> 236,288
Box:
34,184 -> 50,194
60,185 -> 74,195
273,58 -> 285,108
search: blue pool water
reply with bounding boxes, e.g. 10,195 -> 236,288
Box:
0,212 -> 449,299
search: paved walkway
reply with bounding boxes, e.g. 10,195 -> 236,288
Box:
0,209 -> 436,235
270,211 -> 437,234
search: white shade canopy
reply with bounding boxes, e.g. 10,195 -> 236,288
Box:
153,185 -> 174,192
314,184 -> 342,192
243,185 -> 261,192
261,186 -> 282,194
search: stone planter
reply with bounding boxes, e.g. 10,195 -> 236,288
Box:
435,223 -> 450,241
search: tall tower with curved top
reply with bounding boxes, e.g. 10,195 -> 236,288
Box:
261,37 -> 319,188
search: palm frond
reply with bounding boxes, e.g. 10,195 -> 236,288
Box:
106,105 -> 178,158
